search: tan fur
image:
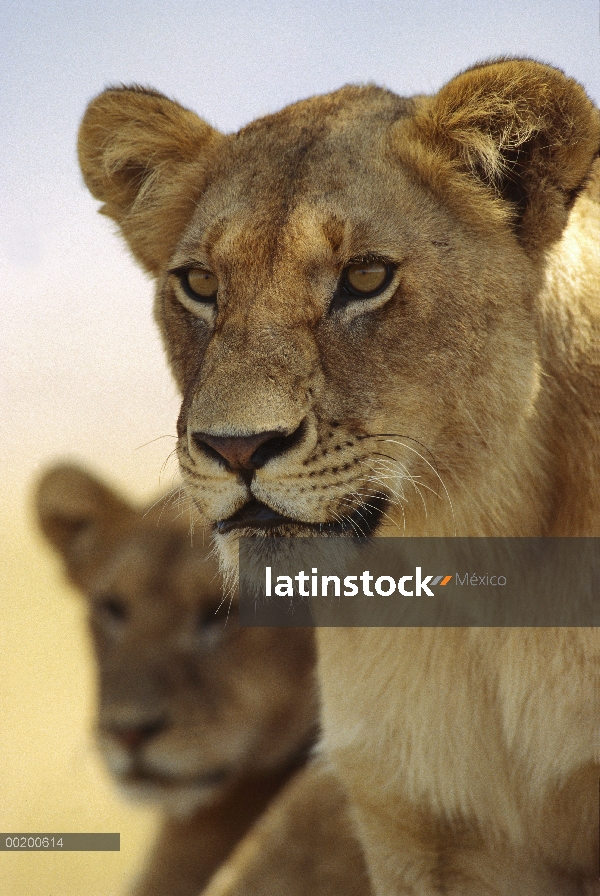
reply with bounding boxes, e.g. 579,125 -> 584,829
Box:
35,464 -> 317,896
78,58 -> 600,893
201,759 -> 371,896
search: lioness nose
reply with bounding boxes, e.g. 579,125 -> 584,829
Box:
193,425 -> 303,472
109,718 -> 166,751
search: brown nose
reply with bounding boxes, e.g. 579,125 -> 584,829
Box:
109,718 -> 166,751
192,425 -> 304,472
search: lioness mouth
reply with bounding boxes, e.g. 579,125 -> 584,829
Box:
216,500 -> 290,533
216,496 -> 387,536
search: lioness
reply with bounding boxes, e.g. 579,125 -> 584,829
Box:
35,463 -> 318,896
78,59 -> 600,894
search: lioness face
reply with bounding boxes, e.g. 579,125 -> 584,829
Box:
158,90 -> 539,558
36,465 -> 317,816
78,61 -> 600,563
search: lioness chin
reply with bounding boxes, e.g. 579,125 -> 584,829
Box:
78,58 -> 600,894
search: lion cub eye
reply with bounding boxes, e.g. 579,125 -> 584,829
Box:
195,601 -> 237,649
181,268 -> 219,302
92,593 -> 128,637
341,261 -> 392,298
198,601 -> 237,629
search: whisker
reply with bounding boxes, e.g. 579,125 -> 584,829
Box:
142,483 -> 184,522
357,432 -> 441,479
135,434 -> 177,451
331,506 -> 366,538
366,459 -> 430,518
381,438 -> 455,523
346,495 -> 405,534
369,452 -> 441,501
338,493 -> 405,536
215,578 -> 237,624
159,447 -> 181,483
357,462 -> 411,504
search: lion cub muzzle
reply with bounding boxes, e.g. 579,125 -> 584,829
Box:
104,715 -> 167,753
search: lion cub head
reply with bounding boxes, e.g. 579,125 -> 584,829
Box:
78,60 -> 600,563
35,464 -> 317,816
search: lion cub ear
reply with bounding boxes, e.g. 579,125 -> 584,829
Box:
78,87 -> 224,276
402,59 -> 600,253
34,463 -> 136,586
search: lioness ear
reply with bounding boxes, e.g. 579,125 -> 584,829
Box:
35,463 -> 136,583
401,59 -> 600,253
78,87 -> 224,275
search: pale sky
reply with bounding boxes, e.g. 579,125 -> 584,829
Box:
1,0 -> 599,501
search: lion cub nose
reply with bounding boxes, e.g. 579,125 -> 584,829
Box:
193,426 -> 303,472
109,718 -> 166,751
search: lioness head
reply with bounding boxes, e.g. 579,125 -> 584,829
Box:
35,464 -> 317,816
78,60 -> 600,564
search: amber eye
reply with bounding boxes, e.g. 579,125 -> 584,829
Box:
182,268 -> 219,301
341,261 -> 392,298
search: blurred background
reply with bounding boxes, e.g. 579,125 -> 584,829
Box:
1,1 -> 599,893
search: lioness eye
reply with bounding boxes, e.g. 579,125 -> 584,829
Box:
342,261 -> 392,297
182,268 -> 219,301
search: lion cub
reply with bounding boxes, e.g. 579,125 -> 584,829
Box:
35,463 -> 318,896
